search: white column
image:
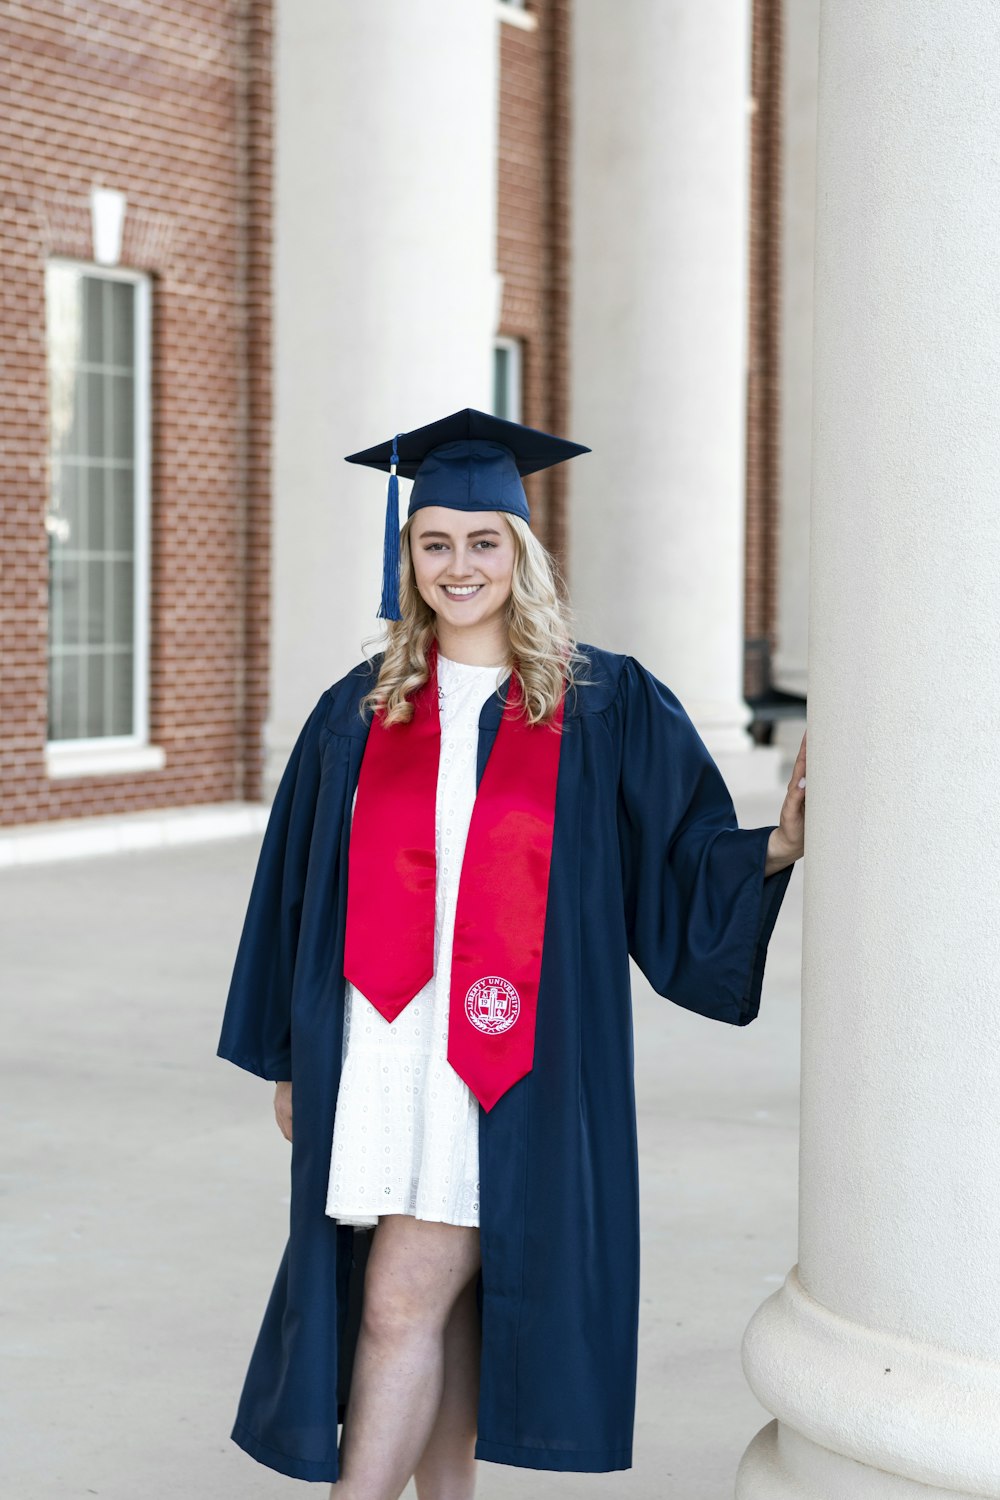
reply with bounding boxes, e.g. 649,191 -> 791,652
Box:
570,0 -> 768,779
267,0 -> 498,789
739,2 -> 1000,1495
773,0 -> 820,707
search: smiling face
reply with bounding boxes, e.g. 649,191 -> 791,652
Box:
409,506 -> 516,658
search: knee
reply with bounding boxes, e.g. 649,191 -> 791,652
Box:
358,1220 -> 481,1348
360,1269 -> 445,1347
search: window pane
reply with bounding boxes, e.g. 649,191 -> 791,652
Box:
50,460 -> 84,547
109,467 -> 134,551
86,464 -> 106,551
110,280 -> 134,368
47,264 -> 84,459
49,650 -> 82,741
50,552 -> 83,647
111,560 -> 134,647
83,650 -> 106,739
48,540 -> 66,650
85,558 -> 107,645
493,346 -> 510,419
110,374 -> 134,458
66,371 -> 86,457
84,370 -> 105,457
111,650 -> 134,736
83,275 -> 105,364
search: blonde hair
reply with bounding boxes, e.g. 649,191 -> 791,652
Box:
360,511 -> 589,727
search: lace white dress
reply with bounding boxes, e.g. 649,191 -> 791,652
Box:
325,652 -> 512,1230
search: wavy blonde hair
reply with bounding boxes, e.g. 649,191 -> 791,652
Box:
359,511 -> 590,727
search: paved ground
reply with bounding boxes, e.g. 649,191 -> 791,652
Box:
1,788 -> 802,1500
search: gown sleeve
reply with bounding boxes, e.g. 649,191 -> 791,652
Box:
616,655 -> 795,1026
216,689 -> 331,1081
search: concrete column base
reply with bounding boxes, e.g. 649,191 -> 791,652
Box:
737,1422 -> 985,1500
739,1266 -> 1000,1497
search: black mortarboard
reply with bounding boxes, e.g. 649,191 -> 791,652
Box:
344,407 -> 590,620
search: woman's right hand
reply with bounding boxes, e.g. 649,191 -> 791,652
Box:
274,1080 -> 293,1142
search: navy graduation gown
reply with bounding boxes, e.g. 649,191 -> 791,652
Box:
217,642 -> 795,1482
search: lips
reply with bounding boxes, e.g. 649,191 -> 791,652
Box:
442,584 -> 484,598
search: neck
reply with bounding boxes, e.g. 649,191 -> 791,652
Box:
433,619 -> 511,667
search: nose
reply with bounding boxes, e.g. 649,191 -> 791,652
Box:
442,552 -> 480,581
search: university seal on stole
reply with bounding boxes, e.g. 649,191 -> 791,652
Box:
464,975 -> 520,1035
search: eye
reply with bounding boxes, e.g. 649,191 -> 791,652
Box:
423,542 -> 447,551
473,540 -> 497,550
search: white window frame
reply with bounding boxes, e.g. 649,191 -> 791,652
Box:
43,258 -> 162,779
493,336 -> 523,423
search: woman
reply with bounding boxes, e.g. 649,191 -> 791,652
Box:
217,408 -> 806,1498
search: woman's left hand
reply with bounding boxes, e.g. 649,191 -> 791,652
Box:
766,728 -> 806,874
274,1080 -> 293,1142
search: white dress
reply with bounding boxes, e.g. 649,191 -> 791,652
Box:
325,652 -> 512,1230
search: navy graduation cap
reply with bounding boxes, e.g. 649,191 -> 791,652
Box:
344,407 -> 590,620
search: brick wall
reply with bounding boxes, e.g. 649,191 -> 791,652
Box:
2,0 -> 780,825
0,0 -> 272,827
497,0 -> 572,568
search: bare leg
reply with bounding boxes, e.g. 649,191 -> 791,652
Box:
413,1272 -> 482,1500
332,1214 -> 481,1500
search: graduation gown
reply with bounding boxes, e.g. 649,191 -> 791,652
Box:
216,641 -> 795,1482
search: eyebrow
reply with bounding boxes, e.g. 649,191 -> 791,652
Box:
416,527 -> 502,539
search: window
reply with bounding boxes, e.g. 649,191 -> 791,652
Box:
44,261 -> 152,753
493,337 -> 523,422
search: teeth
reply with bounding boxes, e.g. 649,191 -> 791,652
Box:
443,585 -> 482,595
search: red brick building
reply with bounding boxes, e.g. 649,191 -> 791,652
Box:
0,0 -> 785,832
1,0 -> 272,828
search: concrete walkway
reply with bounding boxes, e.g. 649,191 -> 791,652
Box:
1,788 -> 802,1500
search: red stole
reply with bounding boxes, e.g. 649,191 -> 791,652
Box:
343,639 -> 565,1111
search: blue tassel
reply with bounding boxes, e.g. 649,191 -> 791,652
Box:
377,435 -> 403,621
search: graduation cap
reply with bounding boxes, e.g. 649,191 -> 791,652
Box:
344,407 -> 590,620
